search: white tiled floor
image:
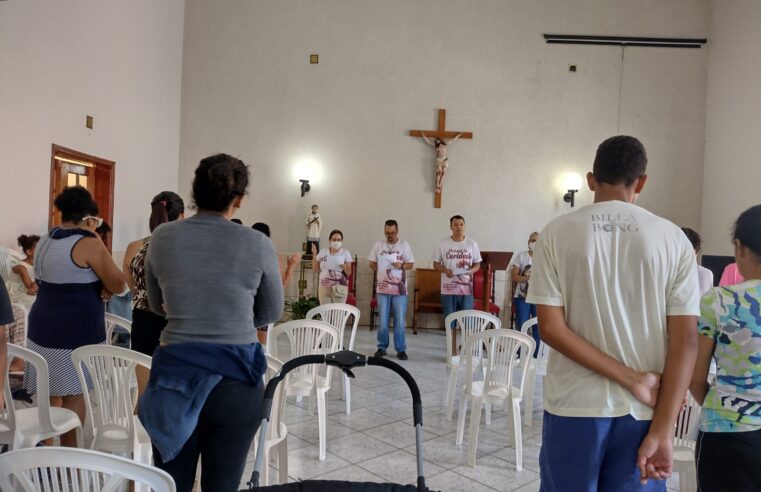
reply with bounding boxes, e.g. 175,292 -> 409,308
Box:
236,328 -> 683,491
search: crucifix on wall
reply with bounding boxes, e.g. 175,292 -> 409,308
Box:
410,109 -> 473,208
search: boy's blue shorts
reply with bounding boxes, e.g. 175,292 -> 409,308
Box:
539,411 -> 667,492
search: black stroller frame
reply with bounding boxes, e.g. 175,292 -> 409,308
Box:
244,350 -> 431,491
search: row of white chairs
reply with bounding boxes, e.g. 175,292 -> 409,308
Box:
443,310 -> 700,490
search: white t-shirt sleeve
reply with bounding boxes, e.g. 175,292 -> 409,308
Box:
316,249 -> 327,262
404,242 -> 415,264
432,242 -> 444,263
342,249 -> 353,264
666,239 -> 701,316
525,235 -> 564,307
368,243 -> 379,262
471,240 -> 482,264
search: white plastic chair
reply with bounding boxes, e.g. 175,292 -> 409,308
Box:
105,313 -> 132,346
306,303 -> 360,414
444,310 -> 500,420
267,319 -> 339,461
455,329 -> 534,469
0,446 -> 176,492
673,393 -> 700,492
71,345 -> 152,467
519,317 -> 546,426
0,344 -> 83,450
254,355 -> 289,486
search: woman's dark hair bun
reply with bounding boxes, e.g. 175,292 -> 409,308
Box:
192,154 -> 249,212
17,234 -> 40,252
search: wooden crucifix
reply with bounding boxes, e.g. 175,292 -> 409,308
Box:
410,109 -> 473,208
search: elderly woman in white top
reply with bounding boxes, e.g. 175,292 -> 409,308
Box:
311,229 -> 352,304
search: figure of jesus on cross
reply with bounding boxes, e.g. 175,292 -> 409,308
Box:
420,132 -> 462,194
410,109 -> 473,208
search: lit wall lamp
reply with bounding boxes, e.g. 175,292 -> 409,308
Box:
563,189 -> 578,207
562,172 -> 583,207
299,179 -> 311,197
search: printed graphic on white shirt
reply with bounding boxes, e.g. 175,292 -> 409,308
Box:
433,237 -> 482,296
369,240 -> 415,296
316,248 -> 352,287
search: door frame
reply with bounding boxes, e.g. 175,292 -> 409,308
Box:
49,144 -> 115,248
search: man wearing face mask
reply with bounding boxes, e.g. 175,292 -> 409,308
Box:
510,231 -> 540,356
312,230 -> 352,305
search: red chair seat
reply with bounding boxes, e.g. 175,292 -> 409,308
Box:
473,299 -> 500,315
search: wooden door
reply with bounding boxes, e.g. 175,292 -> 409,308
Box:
49,145 -> 115,251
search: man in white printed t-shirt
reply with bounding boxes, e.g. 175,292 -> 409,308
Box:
433,215 -> 482,355
680,227 -> 714,296
526,136 -> 699,491
369,219 -> 415,360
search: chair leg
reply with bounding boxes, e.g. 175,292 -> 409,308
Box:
307,391 -> 315,416
278,439 -> 289,484
485,402 -> 492,426
467,397 -> 483,466
456,395 -> 469,446
511,399 -> 523,472
524,365 -> 536,427
317,390 -> 327,461
262,447 -> 270,486
75,426 -> 84,449
445,366 -> 458,420
681,469 -> 697,492
344,374 -> 351,415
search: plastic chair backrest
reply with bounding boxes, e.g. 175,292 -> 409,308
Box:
674,392 -> 701,443
72,345 -> 152,446
444,310 -> 500,366
463,329 -> 535,400
520,317 -> 547,363
0,446 -> 176,492
267,320 -> 339,383
105,313 -> 132,346
307,303 -> 361,351
264,355 -> 287,442
2,344 -> 54,436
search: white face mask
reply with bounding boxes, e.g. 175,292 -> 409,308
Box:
330,241 -> 342,250
528,241 -> 536,252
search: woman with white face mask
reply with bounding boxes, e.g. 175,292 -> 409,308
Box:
510,231 -> 541,356
312,229 -> 353,304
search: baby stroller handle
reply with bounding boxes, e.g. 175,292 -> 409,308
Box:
250,350 -> 426,490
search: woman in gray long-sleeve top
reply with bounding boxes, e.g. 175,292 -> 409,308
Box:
141,154 -> 283,492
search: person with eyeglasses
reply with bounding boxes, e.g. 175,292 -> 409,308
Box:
25,186 -> 127,447
369,219 -> 415,360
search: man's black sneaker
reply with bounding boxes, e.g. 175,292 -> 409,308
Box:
397,351 -> 408,361
374,349 -> 386,358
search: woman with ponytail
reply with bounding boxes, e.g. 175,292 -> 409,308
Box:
122,191 -> 185,359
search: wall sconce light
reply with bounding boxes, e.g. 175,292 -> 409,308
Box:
299,179 -> 311,197
563,189 -> 578,207
562,172 -> 582,207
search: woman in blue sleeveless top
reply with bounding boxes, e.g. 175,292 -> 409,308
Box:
26,186 -> 127,447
